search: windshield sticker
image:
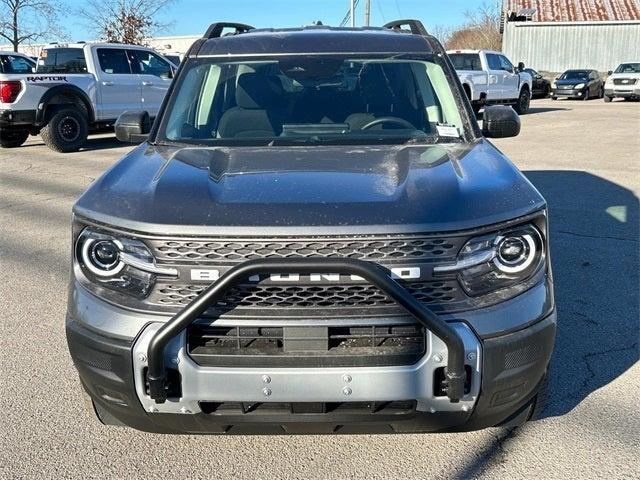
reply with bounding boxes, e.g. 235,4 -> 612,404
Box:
436,124 -> 460,138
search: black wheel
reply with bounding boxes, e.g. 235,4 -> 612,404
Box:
551,96 -> 557,101
514,87 -> 530,114
0,129 -> 29,148
582,88 -> 590,100
40,107 -> 88,153
528,371 -> 549,421
543,84 -> 551,98
604,95 -> 612,103
598,87 -> 604,98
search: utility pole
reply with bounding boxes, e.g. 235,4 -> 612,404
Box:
350,0 -> 355,27
364,0 -> 371,26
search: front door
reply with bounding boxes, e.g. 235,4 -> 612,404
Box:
498,55 -> 520,101
485,53 -> 504,100
128,49 -> 174,118
95,48 -> 141,121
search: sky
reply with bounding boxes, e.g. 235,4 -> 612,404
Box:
59,0 -> 489,40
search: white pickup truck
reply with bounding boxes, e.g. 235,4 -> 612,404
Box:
0,42 -> 176,152
447,49 -> 532,115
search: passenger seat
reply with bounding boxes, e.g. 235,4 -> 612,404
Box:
217,73 -> 287,138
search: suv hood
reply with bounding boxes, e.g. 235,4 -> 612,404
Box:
74,140 -> 545,235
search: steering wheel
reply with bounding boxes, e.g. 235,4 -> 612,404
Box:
361,117 -> 415,130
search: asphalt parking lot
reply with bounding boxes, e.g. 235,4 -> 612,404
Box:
1,98 -> 638,479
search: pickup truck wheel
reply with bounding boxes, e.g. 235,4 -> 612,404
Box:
514,88 -> 530,114
0,130 -> 29,148
40,107 -> 88,153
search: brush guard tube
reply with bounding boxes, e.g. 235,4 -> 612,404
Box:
146,258 -> 467,404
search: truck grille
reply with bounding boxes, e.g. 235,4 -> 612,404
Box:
613,78 -> 637,85
187,323 -> 426,367
149,235 -> 462,263
151,280 -> 462,310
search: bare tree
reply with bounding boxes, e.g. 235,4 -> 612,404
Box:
446,1 -> 503,51
430,24 -> 452,46
78,0 -> 176,45
0,0 -> 63,51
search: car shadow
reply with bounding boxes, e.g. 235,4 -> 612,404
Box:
22,134 -> 127,152
476,106 -> 568,120
452,170 -> 639,479
523,170 -> 639,419
526,106 -> 569,114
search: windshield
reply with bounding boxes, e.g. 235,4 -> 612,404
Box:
560,71 -> 588,80
615,63 -> 640,74
159,55 -> 465,146
448,53 -> 482,71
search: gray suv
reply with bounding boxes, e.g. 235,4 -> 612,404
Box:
66,20 -> 556,434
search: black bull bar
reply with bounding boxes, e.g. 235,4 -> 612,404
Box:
146,258 -> 467,404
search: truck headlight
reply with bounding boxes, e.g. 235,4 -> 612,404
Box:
75,228 -> 177,299
574,83 -> 585,89
434,223 -> 545,297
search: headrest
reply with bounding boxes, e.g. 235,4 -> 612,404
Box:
236,73 -> 285,109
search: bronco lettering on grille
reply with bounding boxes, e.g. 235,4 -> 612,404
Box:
190,267 -> 422,282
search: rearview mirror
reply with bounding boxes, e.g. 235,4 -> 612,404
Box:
115,110 -> 151,143
482,105 -> 520,138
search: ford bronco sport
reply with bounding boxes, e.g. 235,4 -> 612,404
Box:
66,21 -> 556,434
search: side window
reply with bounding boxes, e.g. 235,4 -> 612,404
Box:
486,54 -> 502,71
589,71 -> 598,80
498,55 -> 514,72
97,49 -> 132,74
3,55 -> 34,73
130,50 -> 172,79
37,48 -> 87,74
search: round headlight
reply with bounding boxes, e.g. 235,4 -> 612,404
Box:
494,233 -> 537,273
81,238 -> 124,276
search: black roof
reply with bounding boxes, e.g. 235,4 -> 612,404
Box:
195,26 -> 437,57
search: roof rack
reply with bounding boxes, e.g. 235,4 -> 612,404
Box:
383,19 -> 429,36
204,22 -> 255,39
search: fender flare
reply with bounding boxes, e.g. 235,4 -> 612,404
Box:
36,85 -> 95,125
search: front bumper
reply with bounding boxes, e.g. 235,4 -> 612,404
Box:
605,87 -> 640,99
67,291 -> 556,434
552,88 -> 586,98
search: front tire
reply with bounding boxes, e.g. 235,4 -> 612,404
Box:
0,129 -> 29,148
40,107 -> 88,153
604,95 -> 612,103
514,87 -> 530,114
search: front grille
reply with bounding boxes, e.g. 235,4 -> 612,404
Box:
199,401 -> 417,416
613,78 -> 637,85
152,280 -> 462,310
149,235 -> 461,263
188,323 -> 426,367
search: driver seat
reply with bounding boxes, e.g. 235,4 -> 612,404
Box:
345,64 -> 394,130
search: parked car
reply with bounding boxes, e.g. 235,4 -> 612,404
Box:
0,42 -> 176,151
523,68 -> 551,98
0,50 -> 36,74
551,69 -> 603,100
447,49 -> 533,114
66,20 -> 556,435
604,62 -> 640,102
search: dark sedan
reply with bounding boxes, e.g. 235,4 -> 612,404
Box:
524,68 -> 551,97
551,69 -> 604,100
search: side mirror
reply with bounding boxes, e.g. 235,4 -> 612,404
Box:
115,110 -> 151,143
482,105 -> 521,138
517,61 -> 525,71
607,70 -> 613,76
536,74 -> 542,79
